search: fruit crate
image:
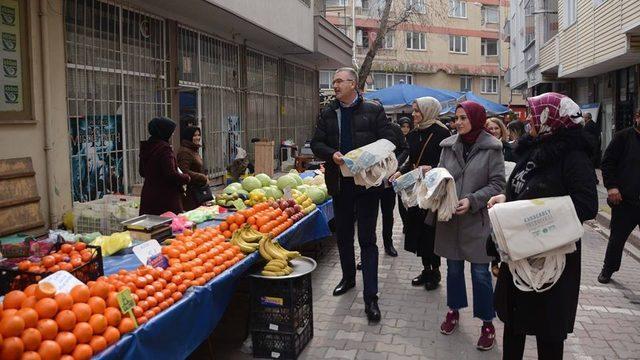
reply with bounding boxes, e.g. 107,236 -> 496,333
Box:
73,195 -> 139,235
251,321 -> 313,360
249,273 -> 313,333
0,243 -> 103,295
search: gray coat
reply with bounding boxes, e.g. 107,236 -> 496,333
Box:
434,131 -> 506,263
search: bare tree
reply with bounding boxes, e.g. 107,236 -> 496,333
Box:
355,0 -> 445,90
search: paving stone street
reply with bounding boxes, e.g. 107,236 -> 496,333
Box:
226,207 -> 640,360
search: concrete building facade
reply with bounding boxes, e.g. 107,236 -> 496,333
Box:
322,0 -> 525,108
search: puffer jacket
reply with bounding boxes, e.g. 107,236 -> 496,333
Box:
311,95 -> 399,196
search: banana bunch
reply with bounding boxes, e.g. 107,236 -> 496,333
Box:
258,235 -> 301,262
261,259 -> 294,277
230,226 -> 262,254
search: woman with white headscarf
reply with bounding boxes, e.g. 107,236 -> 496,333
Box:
389,97 -> 451,290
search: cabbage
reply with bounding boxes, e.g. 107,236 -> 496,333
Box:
288,171 -> 303,187
273,188 -> 283,199
305,187 -> 326,204
224,185 -> 240,195
270,179 -> 277,186
277,174 -> 297,190
236,189 -> 249,197
296,184 -> 310,193
242,176 -> 262,192
261,186 -> 276,199
255,173 -> 272,187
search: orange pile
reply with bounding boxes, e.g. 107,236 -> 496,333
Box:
0,282 -> 132,360
17,243 -> 95,274
1,227 -> 245,359
243,203 -> 294,237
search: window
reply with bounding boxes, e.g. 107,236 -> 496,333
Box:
524,0 -> 535,46
384,31 -> 394,49
356,28 -> 369,48
406,0 -> 427,14
320,70 -> 334,89
481,38 -> 498,56
460,76 -> 473,92
367,72 -> 413,90
449,35 -> 467,53
565,0 -> 576,27
406,32 -> 426,50
449,0 -> 467,18
482,6 -> 499,24
481,77 -> 498,94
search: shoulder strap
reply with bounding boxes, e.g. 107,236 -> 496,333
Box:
414,133 -> 434,168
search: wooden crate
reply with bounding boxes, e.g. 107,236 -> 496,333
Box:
254,141 -> 275,177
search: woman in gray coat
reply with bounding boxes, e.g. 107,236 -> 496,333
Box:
436,101 -> 506,351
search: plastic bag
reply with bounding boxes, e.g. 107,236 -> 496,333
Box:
91,231 -> 132,256
416,168 -> 458,222
393,168 -> 423,208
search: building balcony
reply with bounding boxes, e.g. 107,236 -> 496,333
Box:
539,35 -> 559,74
524,41 -> 537,72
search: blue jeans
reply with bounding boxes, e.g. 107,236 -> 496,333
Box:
446,259 -> 495,321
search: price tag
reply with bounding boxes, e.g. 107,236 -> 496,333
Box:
283,187 -> 292,200
38,271 -> 83,294
132,240 -> 161,265
232,198 -> 246,210
147,253 -> 169,269
117,288 -> 139,328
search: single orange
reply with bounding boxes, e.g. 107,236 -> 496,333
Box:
24,284 -> 38,297
41,256 -> 55,268
89,282 -> 109,300
74,242 -> 87,251
103,307 -> 121,327
69,285 -> 90,304
60,355 -> 74,360
87,297 -> 106,315
34,298 -> 58,320
102,326 -> 120,345
1,336 -> 24,360
38,339 -> 61,360
55,331 -> 76,354
16,307 -> 38,329
72,322 -> 93,344
21,351 -> 41,360
3,290 -> 27,310
89,335 -> 107,353
34,283 -> 57,300
117,317 -> 135,334
21,327 -> 42,351
1,314 -> 25,337
88,314 -> 107,335
20,296 -> 38,310
36,319 -> 58,341
71,303 -> 91,323
106,292 -> 119,309
60,244 -> 73,254
71,343 -> 93,360
54,310 -> 76,332
53,294 -> 73,312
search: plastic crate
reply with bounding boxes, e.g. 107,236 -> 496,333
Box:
250,274 -> 313,333
0,243 -> 104,295
73,195 -> 139,235
251,321 -> 313,360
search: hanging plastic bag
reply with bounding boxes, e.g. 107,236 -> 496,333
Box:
392,168 -> 423,208
415,168 -> 459,221
340,139 -> 397,188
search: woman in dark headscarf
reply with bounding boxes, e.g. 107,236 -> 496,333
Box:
489,93 -> 597,359
177,126 -> 209,211
139,117 -> 190,215
435,101 -> 505,351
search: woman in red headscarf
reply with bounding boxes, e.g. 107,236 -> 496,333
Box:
435,101 -> 506,350
488,92 -> 598,359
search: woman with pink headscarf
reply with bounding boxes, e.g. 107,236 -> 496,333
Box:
488,92 -> 598,359
435,101 -> 506,351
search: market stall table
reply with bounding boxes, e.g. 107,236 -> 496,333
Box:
96,200 -> 333,360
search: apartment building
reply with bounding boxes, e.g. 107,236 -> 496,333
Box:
0,0 -> 352,226
508,0 -> 640,148
322,0 -> 524,107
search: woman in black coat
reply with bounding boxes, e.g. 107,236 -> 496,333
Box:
488,93 -> 598,359
389,96 -> 451,290
395,117 -> 413,233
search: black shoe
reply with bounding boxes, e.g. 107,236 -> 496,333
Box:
384,243 -> 398,257
356,262 -> 362,270
412,271 -> 427,286
597,269 -> 612,284
365,299 -> 381,323
424,269 -> 441,291
333,279 -> 356,296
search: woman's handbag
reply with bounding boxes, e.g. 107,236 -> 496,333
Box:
192,184 -> 213,205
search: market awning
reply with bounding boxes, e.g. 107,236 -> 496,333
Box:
364,84 -> 463,114
460,91 -> 509,116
